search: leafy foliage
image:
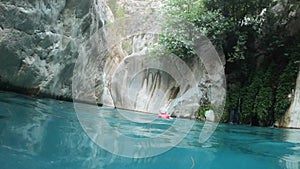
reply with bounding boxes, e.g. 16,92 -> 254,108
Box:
162,0 -> 300,126
196,103 -> 211,120
274,43 -> 300,120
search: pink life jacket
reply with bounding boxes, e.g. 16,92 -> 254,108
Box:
158,113 -> 170,119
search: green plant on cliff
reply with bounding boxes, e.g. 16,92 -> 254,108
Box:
223,83 -> 240,121
274,43 -> 300,120
107,0 -> 125,18
163,0 -> 300,126
240,71 -> 263,125
160,0 -> 230,58
196,103 -> 211,120
253,69 -> 273,126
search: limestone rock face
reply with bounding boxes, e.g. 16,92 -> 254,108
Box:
72,13 -> 211,117
205,110 -> 215,122
279,72 -> 300,128
107,0 -> 163,17
0,0 -> 110,98
1,0 -> 225,119
287,9 -> 300,35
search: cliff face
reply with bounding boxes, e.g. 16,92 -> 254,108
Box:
0,0 -> 224,118
275,8 -> 300,129
283,9 -> 300,128
286,72 -> 300,128
72,1 -> 221,118
277,72 -> 300,128
0,0 -> 109,98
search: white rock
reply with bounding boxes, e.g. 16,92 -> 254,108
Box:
205,110 -> 215,122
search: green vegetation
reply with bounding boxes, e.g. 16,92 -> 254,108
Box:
196,103 -> 211,120
162,0 -> 300,126
106,0 -> 125,18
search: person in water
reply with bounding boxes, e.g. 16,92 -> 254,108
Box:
158,108 -> 171,119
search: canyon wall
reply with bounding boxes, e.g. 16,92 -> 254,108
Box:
0,0 -> 224,119
0,0 -> 110,99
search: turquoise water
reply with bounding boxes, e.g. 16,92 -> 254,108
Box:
0,91 -> 300,169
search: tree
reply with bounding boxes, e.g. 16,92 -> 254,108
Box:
162,0 -> 300,126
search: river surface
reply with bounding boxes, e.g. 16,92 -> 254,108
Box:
0,91 -> 299,169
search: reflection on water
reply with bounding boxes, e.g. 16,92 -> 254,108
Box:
0,91 -> 299,169
281,130 -> 300,169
